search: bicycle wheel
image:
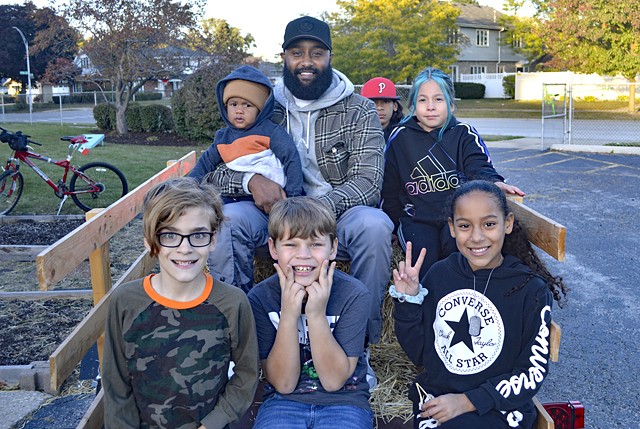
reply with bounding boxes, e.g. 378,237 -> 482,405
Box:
69,162 -> 128,212
0,170 -> 24,215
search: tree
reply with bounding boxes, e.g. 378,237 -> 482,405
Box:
0,3 -> 79,88
30,7 -> 81,81
499,11 -> 546,68
524,0 -> 640,112
62,0 -> 206,134
186,18 -> 255,64
0,4 -> 35,83
41,58 -> 82,86
328,0 -> 460,84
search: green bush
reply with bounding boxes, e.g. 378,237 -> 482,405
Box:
172,63 -> 235,142
94,103 -> 173,132
13,97 -> 28,111
133,92 -> 162,101
502,75 -> 515,99
140,104 -> 174,132
454,82 -> 486,99
126,104 -> 144,132
93,103 -> 117,131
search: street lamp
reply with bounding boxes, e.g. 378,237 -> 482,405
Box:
12,26 -> 32,123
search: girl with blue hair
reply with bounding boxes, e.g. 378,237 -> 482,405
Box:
381,67 -> 524,280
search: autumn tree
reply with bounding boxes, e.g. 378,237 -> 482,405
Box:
0,3 -> 78,90
186,18 -> 255,64
41,58 -> 82,86
30,7 -> 81,80
522,0 -> 640,112
61,0 -> 206,134
328,0 -> 460,84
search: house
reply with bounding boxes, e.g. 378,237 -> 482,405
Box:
448,3 -> 528,81
1,78 -> 23,96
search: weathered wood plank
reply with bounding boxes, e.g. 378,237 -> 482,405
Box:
0,290 -> 92,300
0,214 -> 84,224
533,396 -> 555,429
550,320 -> 561,363
36,151 -> 195,290
0,245 -> 48,261
507,199 -> 566,261
76,388 -> 104,429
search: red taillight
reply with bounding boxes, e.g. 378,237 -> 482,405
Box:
543,401 -> 585,429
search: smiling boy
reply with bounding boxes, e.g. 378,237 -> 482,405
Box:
102,178 -> 259,429
247,196 -> 374,428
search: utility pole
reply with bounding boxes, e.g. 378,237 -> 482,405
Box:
13,26 -> 33,124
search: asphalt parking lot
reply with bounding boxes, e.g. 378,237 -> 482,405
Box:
4,141 -> 639,429
488,144 -> 640,429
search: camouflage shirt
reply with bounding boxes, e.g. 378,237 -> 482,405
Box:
103,274 -> 258,429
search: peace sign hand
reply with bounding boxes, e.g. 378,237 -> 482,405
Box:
392,241 -> 426,297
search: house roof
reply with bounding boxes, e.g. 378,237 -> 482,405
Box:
455,3 -> 505,29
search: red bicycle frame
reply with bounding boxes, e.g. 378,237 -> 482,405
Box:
6,136 -> 95,198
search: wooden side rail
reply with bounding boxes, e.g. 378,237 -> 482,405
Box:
534,396 -> 556,429
507,198 -> 566,262
36,151 -> 196,291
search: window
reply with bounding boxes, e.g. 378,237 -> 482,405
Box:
470,66 -> 486,75
79,57 -> 90,69
449,65 -> 459,82
513,36 -> 524,49
476,29 -> 489,46
447,28 -> 460,45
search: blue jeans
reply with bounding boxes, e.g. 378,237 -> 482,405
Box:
253,394 -> 374,429
208,201 -> 393,343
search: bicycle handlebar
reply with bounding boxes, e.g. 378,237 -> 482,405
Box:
0,127 -> 42,148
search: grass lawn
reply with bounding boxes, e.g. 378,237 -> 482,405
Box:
1,123 -> 204,215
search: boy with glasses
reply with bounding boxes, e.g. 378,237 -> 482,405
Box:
102,177 -> 259,429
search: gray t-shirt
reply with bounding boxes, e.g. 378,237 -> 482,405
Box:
248,270 -> 371,410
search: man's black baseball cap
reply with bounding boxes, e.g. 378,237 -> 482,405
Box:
282,16 -> 332,51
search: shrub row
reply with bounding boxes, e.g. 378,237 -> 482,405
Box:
93,103 -> 174,132
133,92 -> 163,101
454,82 -> 486,99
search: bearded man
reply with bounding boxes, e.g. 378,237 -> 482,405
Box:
206,16 -> 393,349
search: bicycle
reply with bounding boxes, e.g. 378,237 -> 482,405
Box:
0,127 -> 128,215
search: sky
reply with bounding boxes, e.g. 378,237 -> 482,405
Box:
2,0 -> 510,60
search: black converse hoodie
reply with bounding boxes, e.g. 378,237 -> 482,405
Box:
394,252 -> 553,427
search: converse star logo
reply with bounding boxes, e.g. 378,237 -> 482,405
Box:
434,289 -> 504,375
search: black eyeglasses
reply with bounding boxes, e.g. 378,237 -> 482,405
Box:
156,232 -> 214,248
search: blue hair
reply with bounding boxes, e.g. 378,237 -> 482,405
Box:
401,67 -> 455,141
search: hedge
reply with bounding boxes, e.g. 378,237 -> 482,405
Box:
133,92 -> 163,101
93,103 -> 117,131
93,102 -> 173,132
454,82 -> 486,99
